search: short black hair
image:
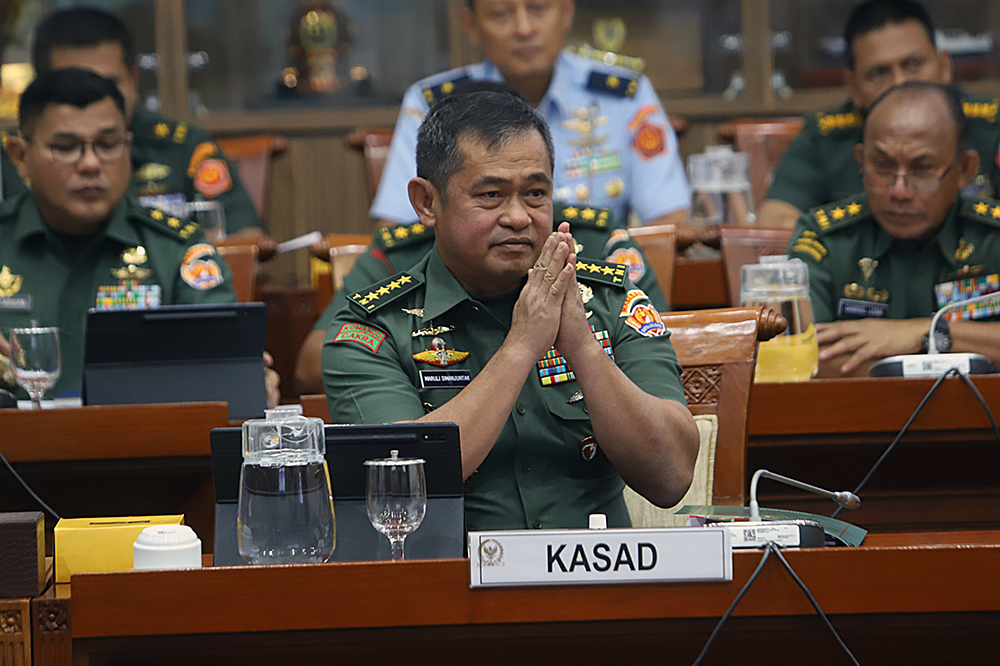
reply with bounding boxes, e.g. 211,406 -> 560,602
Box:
416,90 -> 555,199
844,0 -> 936,70
32,7 -> 135,74
864,80 -> 968,151
19,68 -> 127,137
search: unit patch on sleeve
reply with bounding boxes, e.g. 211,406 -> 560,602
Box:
333,323 -> 387,353
180,243 -> 225,290
194,158 -> 232,197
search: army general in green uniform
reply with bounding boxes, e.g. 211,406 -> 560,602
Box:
0,69 -> 236,398
2,8 -> 265,243
294,200 -> 669,394
322,91 -> 698,531
761,0 -> 1000,228
788,82 -> 1000,377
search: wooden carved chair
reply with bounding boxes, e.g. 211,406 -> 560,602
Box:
310,233 -> 374,314
215,243 -> 260,302
214,134 -> 288,221
624,307 -> 786,527
719,226 -> 794,306
718,118 -> 804,208
344,128 -> 394,204
626,223 -> 677,309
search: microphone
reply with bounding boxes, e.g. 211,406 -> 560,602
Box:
869,290 -> 1000,378
748,469 -> 860,522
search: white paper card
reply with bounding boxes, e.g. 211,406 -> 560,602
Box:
469,527 -> 732,588
902,355 -> 971,377
726,522 -> 800,547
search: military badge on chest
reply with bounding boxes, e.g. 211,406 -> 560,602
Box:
838,257 -> 889,319
96,247 -> 162,311
0,265 -> 31,312
413,337 -> 469,367
413,334 -> 471,390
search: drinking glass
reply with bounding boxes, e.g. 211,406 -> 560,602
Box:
9,326 -> 61,409
186,200 -> 226,244
365,450 -> 426,561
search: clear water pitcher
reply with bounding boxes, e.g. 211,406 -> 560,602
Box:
741,257 -> 819,382
238,405 -> 335,564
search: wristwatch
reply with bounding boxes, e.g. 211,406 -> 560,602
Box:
921,318 -> 952,353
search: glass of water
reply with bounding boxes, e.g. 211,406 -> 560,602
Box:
9,326 -> 61,409
365,450 -> 426,561
186,200 -> 226,244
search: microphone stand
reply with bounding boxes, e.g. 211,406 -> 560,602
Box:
748,469 -> 860,522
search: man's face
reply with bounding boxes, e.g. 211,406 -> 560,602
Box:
12,98 -> 131,235
464,0 -> 574,82
430,129 -> 553,297
859,94 -> 977,242
48,42 -> 140,123
847,20 -> 951,110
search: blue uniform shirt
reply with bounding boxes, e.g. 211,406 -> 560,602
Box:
370,51 -> 690,225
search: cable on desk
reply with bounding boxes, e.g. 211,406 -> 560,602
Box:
691,541 -> 861,666
954,371 -> 1000,446
831,368 -> 956,519
0,447 -> 62,520
771,545 -> 861,666
690,541 -> 773,666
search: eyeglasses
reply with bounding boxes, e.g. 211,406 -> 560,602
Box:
860,153 -> 962,194
34,136 -> 130,165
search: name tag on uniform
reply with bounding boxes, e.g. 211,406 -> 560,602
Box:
420,369 -> 472,389
0,295 -> 31,312
837,298 -> 887,319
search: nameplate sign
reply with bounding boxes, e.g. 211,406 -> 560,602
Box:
468,527 -> 732,588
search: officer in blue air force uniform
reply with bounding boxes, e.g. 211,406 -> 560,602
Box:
370,0 -> 688,227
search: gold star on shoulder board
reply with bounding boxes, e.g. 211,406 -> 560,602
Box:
394,226 -> 409,239
168,217 -> 181,228
993,206 -> 1000,219
581,208 -> 596,221
847,202 -> 862,215
154,122 -> 170,138
150,209 -> 165,220
975,201 -> 989,215
564,206 -> 579,219
606,75 -> 620,88
832,207 -> 846,220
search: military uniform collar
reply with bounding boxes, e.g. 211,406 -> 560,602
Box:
11,193 -> 138,246
928,196 -> 965,268
537,51 -> 579,119
420,249 -> 477,322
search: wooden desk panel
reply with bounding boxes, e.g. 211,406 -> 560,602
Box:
747,376 -> 1000,532
671,257 -> 729,309
39,531 -> 1000,666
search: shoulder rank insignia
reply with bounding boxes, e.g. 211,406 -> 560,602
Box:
790,230 -> 828,263
813,109 -> 863,136
555,204 -> 612,229
962,196 -> 1000,227
586,70 -> 638,98
348,271 -> 422,314
962,98 -> 999,124
575,258 -> 627,287
374,222 -> 435,250
421,75 -> 470,106
810,197 -> 868,232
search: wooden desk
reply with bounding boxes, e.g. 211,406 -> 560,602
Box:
0,402 -> 229,552
747,376 -> 1000,532
32,530 -> 1000,666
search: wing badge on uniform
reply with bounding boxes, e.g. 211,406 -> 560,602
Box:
412,337 -> 469,367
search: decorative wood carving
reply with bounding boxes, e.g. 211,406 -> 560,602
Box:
0,609 -> 21,633
681,365 -> 722,406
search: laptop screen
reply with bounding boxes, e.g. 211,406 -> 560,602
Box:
83,303 -> 268,419
210,421 -> 465,564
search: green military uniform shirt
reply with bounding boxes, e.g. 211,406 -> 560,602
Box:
0,192 -> 237,397
1,141 -> 23,202
1,109 -> 262,234
787,193 -> 1000,323
768,89 -> 1000,211
311,202 -> 669,334
322,248 -> 687,532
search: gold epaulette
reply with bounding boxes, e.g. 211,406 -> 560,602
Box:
809,197 -> 869,233
347,272 -> 422,314
575,258 -> 627,288
374,222 -> 435,250
556,204 -> 612,229
962,196 -> 1000,227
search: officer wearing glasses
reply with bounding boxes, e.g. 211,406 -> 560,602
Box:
788,81 -> 1000,377
0,68 -> 237,399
